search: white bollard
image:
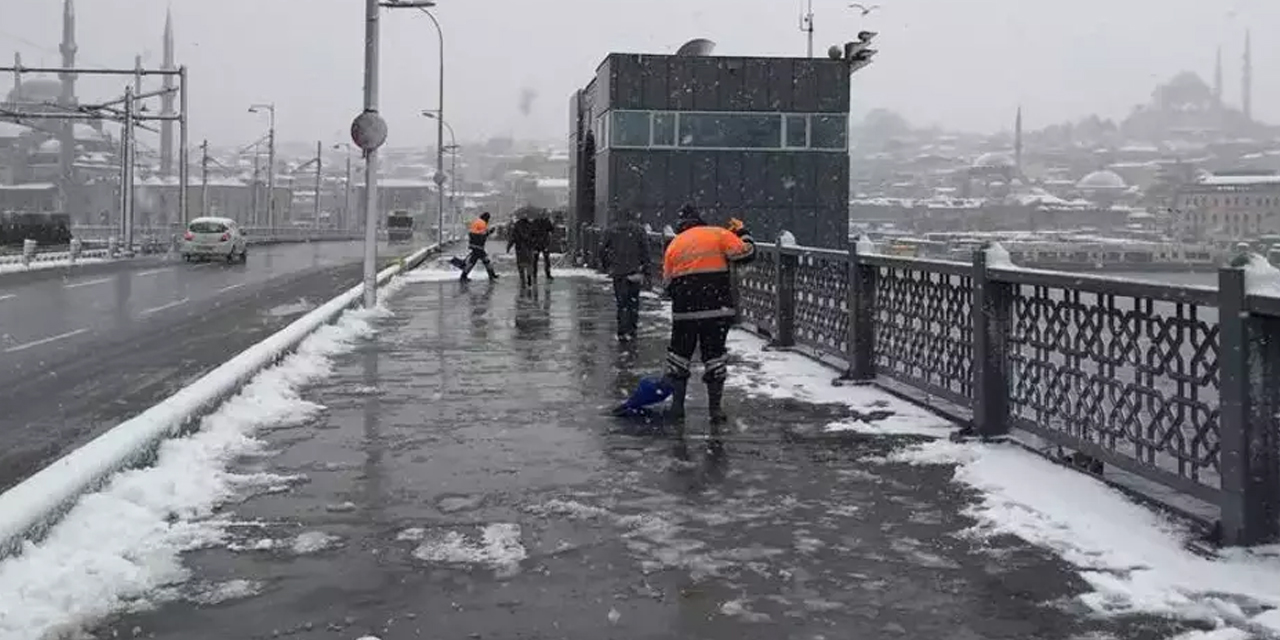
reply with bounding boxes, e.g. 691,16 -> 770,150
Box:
69,237 -> 82,264
107,236 -> 119,257
21,239 -> 36,267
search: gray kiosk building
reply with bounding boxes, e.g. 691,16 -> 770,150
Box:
569,41 -> 853,249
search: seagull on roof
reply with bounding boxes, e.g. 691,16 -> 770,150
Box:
849,3 -> 881,15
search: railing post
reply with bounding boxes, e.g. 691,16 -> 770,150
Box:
1217,259 -> 1280,546
770,234 -> 797,349
20,239 -> 35,267
967,244 -> 1013,439
839,235 -> 877,384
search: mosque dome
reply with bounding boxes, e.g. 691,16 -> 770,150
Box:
972,152 -> 1015,169
1076,169 -> 1127,191
6,77 -> 63,105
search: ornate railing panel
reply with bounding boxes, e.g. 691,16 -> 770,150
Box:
792,250 -> 850,360
1004,277 -> 1222,495
736,247 -> 778,338
872,263 -> 974,405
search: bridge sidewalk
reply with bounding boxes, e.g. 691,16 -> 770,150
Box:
81,262 -> 1275,640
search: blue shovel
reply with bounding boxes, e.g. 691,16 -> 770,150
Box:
610,375 -> 675,417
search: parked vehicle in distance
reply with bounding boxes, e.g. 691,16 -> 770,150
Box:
387,210 -> 414,243
181,216 -> 247,263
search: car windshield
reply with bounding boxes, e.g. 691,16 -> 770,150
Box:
189,221 -> 228,234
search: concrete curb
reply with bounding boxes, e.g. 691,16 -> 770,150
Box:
0,242 -> 448,558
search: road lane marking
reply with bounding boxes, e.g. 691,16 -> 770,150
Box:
0,294 -> 14,302
64,277 -> 112,289
140,297 -> 190,316
4,328 -> 89,353
218,282 -> 248,293
137,267 -> 174,277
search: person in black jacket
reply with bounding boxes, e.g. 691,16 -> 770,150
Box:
529,209 -> 556,281
506,209 -> 538,288
599,210 -> 651,342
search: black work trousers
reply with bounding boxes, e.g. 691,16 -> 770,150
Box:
461,246 -> 496,279
515,247 -> 537,287
533,246 -> 553,278
612,276 -> 642,338
665,316 -> 734,383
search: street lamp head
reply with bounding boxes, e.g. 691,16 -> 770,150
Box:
421,110 -> 438,119
381,0 -> 436,7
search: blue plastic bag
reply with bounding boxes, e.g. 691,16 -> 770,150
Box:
611,375 -> 674,417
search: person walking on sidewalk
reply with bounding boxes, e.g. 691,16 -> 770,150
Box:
599,210 -> 651,342
661,204 -> 755,427
460,211 -> 499,281
507,208 -> 538,288
529,209 -> 556,282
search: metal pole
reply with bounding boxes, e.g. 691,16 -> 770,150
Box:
178,66 -> 189,227
123,84 -> 135,254
117,86 -> 130,244
344,152 -> 353,230
266,107 -> 276,229
430,11 -> 445,247
361,0 -> 381,308
314,140 -> 322,230
200,139 -> 209,218
251,151 -> 261,225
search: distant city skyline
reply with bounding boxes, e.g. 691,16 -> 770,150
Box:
1,0 -> 1275,147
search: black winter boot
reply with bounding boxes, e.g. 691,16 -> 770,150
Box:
668,377 -> 688,422
707,379 -> 728,431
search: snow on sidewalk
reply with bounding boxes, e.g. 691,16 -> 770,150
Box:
723,332 -> 1280,639
0,269 -> 419,640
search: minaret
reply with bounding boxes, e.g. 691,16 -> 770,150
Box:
1014,105 -> 1023,175
160,7 -> 176,176
1242,30 -> 1253,122
1213,46 -> 1223,107
12,52 -> 21,98
57,0 -> 77,210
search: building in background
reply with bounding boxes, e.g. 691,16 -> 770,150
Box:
569,40 -> 851,248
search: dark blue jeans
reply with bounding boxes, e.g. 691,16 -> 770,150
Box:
612,276 -> 642,338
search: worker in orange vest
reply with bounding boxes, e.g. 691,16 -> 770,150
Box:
460,212 -> 499,281
662,204 -> 755,428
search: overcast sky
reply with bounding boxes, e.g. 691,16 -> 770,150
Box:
2,0 -> 1275,149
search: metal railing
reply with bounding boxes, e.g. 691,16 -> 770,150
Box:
69,225 -> 368,245
579,225 -> 1279,547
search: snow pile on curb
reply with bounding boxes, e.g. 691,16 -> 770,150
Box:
0,259 -> 430,639
874,440 -> 1280,636
0,257 -> 112,275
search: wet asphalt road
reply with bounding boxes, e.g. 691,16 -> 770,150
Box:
96,267 -> 1194,640
0,239 -> 418,492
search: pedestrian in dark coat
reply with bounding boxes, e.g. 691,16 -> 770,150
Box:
507,209 -> 538,288
529,209 -> 556,281
600,210 -> 651,342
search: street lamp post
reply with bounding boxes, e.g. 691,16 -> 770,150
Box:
383,1 -> 444,245
422,110 -> 455,241
333,143 -> 353,230
350,0 -> 433,309
248,103 -> 276,229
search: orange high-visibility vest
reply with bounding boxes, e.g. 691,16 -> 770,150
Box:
469,218 -> 488,235
663,225 -> 753,282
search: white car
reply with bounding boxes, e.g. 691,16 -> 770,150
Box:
181,217 -> 247,263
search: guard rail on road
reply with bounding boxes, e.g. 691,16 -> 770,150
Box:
70,225 -> 373,245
